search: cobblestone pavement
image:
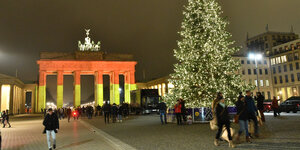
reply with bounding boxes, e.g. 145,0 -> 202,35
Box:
1,115 -> 122,150
83,112 -> 300,150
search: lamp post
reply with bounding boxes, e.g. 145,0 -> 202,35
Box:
248,53 -> 263,92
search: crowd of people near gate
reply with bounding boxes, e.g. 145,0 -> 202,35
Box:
41,101 -> 131,124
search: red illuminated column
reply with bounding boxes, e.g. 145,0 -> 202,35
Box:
73,71 -> 81,107
110,71 -> 120,105
38,71 -> 46,112
95,71 -> 104,106
57,71 -> 64,108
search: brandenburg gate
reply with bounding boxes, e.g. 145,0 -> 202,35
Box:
37,30 -> 137,111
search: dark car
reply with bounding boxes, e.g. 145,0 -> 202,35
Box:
285,96 -> 300,111
263,100 -> 272,112
279,100 -> 298,113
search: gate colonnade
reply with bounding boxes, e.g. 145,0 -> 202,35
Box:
37,60 -> 137,112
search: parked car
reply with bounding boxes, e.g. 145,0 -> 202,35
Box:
263,100 -> 272,112
285,96 -> 300,111
279,99 -> 298,113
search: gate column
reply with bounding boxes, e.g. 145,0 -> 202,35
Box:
124,72 -> 130,103
57,71 -> 64,108
110,71 -> 120,105
74,71 -> 81,107
114,71 -> 120,105
95,71 -> 104,106
130,70 -> 137,91
38,71 -> 46,112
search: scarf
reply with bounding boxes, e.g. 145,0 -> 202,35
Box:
219,102 -> 225,108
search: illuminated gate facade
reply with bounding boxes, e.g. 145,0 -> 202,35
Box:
36,30 -> 137,111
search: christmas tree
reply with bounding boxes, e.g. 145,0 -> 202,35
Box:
166,0 -> 252,107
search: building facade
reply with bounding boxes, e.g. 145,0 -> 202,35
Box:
270,39 -> 300,101
237,56 -> 274,99
0,73 -> 37,114
246,31 -> 298,56
137,76 -> 173,97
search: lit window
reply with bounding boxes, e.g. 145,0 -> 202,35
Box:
260,80 -> 264,87
266,80 -> 270,86
276,57 -> 281,64
255,80 -> 258,86
281,55 -> 287,63
271,58 -> 276,65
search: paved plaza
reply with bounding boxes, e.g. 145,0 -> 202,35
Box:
84,112 -> 300,150
1,112 -> 300,150
1,114 -> 133,150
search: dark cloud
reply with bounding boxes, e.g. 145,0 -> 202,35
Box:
0,0 -> 299,103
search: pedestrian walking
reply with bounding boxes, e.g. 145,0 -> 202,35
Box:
43,108 -> 59,150
43,108 -> 47,117
272,96 -> 280,117
103,101 -> 111,124
210,92 -> 223,131
180,99 -> 186,123
95,105 -> 101,117
66,108 -> 72,122
2,111 -> 11,128
245,90 -> 259,138
256,92 -> 265,122
174,100 -> 182,125
111,103 -> 118,123
158,99 -> 167,125
214,98 -> 235,148
118,104 -> 123,123
57,108 -> 62,120
212,92 -> 223,116
86,106 -> 91,119
235,96 -> 251,143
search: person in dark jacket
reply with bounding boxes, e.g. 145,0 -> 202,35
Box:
214,98 -> 235,148
95,105 -> 101,117
245,90 -> 259,137
256,92 -> 265,122
102,101 -> 111,124
180,99 -> 186,123
235,96 -> 251,143
2,111 -> 11,128
66,108 -> 72,122
111,103 -> 118,123
118,104 -> 123,122
158,100 -> 167,125
43,108 -> 59,150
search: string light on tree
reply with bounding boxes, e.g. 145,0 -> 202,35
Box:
166,0 -> 253,107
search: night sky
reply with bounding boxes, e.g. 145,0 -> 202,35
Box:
1,0 -> 300,104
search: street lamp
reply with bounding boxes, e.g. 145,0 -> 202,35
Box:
248,53 -> 263,92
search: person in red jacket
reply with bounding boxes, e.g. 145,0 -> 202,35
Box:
272,96 -> 280,117
174,100 -> 182,125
